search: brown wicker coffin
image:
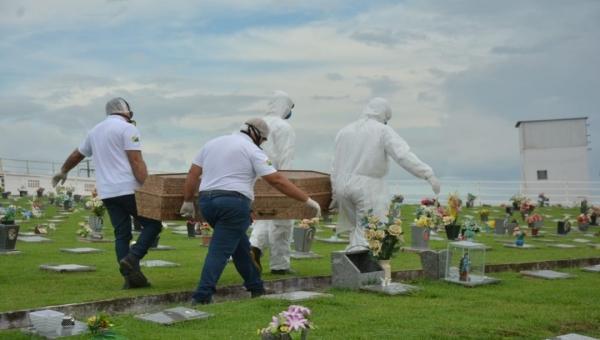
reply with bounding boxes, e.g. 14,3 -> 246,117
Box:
135,170 -> 332,221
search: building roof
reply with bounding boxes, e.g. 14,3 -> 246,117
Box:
515,117 -> 588,128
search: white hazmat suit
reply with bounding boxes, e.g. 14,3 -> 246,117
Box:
331,98 -> 440,251
249,91 -> 296,271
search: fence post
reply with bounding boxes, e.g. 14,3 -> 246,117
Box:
565,182 -> 569,206
477,181 -> 481,207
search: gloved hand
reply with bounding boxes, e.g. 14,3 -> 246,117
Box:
179,202 -> 195,218
305,198 -> 322,217
52,171 -> 68,187
328,199 -> 338,214
427,176 -> 440,195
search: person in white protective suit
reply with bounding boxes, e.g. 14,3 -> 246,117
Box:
249,91 -> 299,275
330,97 -> 441,251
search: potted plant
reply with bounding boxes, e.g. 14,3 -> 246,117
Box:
461,220 -> 481,241
525,214 -> 544,236
293,217 -> 319,253
581,198 -> 589,215
589,207 -> 599,226
509,194 -> 525,211
199,222 -> 213,246
362,206 -> 404,281
257,305 -> 316,340
512,227 -> 527,246
519,199 -> 536,221
537,193 -> 548,207
76,222 -> 93,239
479,209 -> 490,222
442,191 -> 462,240
18,185 -> 28,197
577,214 -> 590,231
47,190 -> 55,205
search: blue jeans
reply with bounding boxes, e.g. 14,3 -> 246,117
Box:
192,193 -> 264,302
102,194 -> 163,276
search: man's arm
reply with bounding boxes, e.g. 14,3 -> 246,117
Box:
60,149 -> 86,174
183,164 -> 202,202
262,172 -> 309,202
126,150 -> 149,185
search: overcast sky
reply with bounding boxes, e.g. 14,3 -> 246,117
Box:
1,0 -> 598,182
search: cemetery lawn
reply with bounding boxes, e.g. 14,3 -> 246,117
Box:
1,197 -> 599,339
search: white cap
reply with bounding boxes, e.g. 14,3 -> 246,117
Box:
241,117 -> 269,139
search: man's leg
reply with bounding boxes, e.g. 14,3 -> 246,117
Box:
248,220 -> 270,272
102,196 -> 133,277
268,219 -> 295,274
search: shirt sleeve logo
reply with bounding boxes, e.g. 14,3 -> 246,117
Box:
266,160 -> 273,166
132,136 -> 140,142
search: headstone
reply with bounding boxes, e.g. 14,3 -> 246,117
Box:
581,265 -> 600,273
141,260 -> 180,267
60,248 -> 104,254
503,244 -> 541,249
572,238 -> 591,243
135,307 -> 213,325
148,245 -> 176,251
19,236 -> 53,243
290,251 -> 324,260
77,237 -> 113,243
331,250 -> 384,290
520,270 -> 577,280
262,291 -> 333,302
548,244 -> 580,249
21,320 -> 88,339
546,334 -> 599,340
419,249 -> 448,280
361,282 -> 422,295
39,264 -> 96,273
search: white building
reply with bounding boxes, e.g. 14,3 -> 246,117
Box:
515,117 -> 590,201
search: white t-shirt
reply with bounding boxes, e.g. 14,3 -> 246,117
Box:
193,132 -> 276,201
78,115 -> 142,199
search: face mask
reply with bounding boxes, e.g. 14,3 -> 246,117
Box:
285,110 -> 292,119
384,121 -> 387,125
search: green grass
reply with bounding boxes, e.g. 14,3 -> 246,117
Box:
1,197 -> 599,339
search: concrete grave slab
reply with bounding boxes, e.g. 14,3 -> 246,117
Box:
548,244 -> 581,249
503,244 -> 541,249
0,249 -> 23,255
321,224 -> 337,229
141,260 -> 180,268
402,247 -> 430,254
361,282 -> 423,295
583,233 -> 596,237
60,247 -> 105,254
135,307 -> 212,325
58,212 -> 73,215
290,251 -> 324,260
546,333 -> 599,340
39,264 -> 96,273
494,239 -> 514,243
76,237 -> 113,243
149,245 -> 176,251
587,244 -> 600,249
263,291 -> 333,302
171,231 -> 188,235
315,236 -> 349,244
581,265 -> 600,273
443,275 -> 502,287
548,234 -> 570,237
46,220 -> 63,223
21,320 -> 88,339
170,226 -> 187,231
19,232 -> 36,236
520,270 -> 577,280
163,222 -> 180,227
572,238 -> 591,243
531,238 -> 556,243
430,236 -> 446,241
19,236 -> 53,243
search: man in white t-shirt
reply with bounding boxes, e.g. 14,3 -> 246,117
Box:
179,117 -> 321,305
52,98 -> 162,290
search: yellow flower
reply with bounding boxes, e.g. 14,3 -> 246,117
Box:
280,326 -> 290,333
388,224 -> 402,236
375,230 -> 385,240
415,217 -> 431,227
369,216 -> 379,224
489,220 -> 496,228
370,223 -> 377,230
364,229 -> 375,240
369,240 -> 382,255
393,218 -> 402,226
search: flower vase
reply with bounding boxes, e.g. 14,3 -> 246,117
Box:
89,215 -> 104,233
1,192 -> 10,199
484,224 -> 490,233
0,223 -> 20,251
557,221 -> 570,235
480,215 -> 488,222
201,235 -> 211,246
293,226 -> 315,253
410,225 -> 430,249
578,222 -> 589,232
444,224 -> 461,240
378,259 -> 392,280
464,230 -> 476,241
531,227 -> 539,236
591,215 -> 598,226
390,202 -> 402,220
515,239 -> 524,246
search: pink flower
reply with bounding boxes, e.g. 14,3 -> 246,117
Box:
269,316 -> 279,329
285,314 -> 307,332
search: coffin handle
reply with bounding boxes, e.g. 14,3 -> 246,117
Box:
257,209 -> 277,216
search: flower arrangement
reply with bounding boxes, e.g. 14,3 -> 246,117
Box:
520,199 -> 536,213
577,214 -> 590,223
392,194 -> 404,203
86,197 -> 106,217
588,207 -> 598,218
446,191 -> 462,225
257,305 -> 316,339
361,206 -> 404,261
581,198 -> 588,211
298,217 -> 319,229
85,311 -> 126,340
466,193 -> 476,206
525,214 -> 543,224
420,198 -> 436,206
513,227 -> 527,237
462,220 -> 481,232
76,222 -> 93,238
1,209 -> 15,222
414,205 -> 441,228
199,222 -> 213,236
488,220 -> 496,229
479,209 -> 490,217
510,194 -> 525,205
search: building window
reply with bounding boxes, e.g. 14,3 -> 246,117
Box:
28,179 -> 40,188
84,184 -> 96,192
537,170 -> 548,180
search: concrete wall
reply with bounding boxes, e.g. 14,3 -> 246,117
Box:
0,172 -> 96,196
